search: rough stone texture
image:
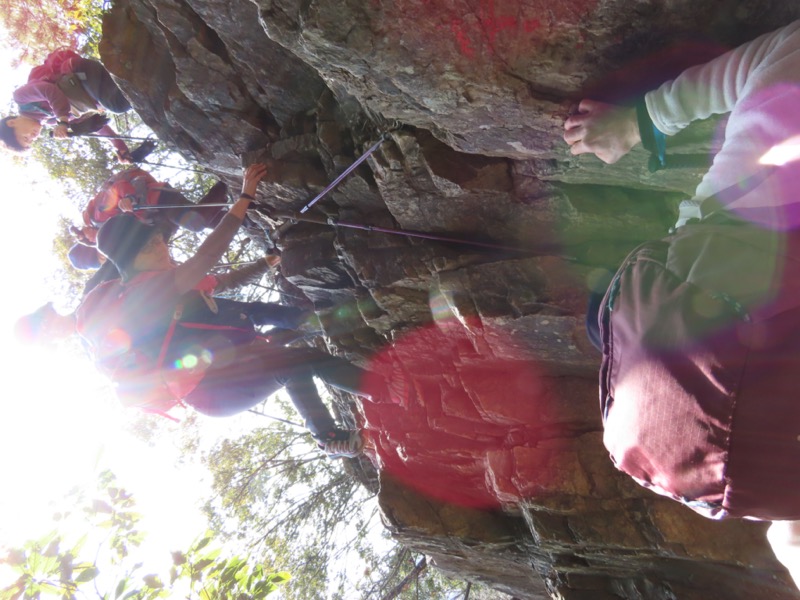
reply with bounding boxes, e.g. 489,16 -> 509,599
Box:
101,1 -> 800,598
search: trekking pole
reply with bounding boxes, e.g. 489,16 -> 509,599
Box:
299,132 -> 390,214
212,260 -> 260,268
251,282 -> 308,301
134,204 -> 558,254
137,159 -> 209,175
132,202 -> 232,211
274,211 -> 555,254
56,131 -> 158,142
246,410 -> 305,428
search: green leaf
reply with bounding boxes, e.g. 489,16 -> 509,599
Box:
253,581 -> 277,597
193,559 -> 214,572
75,566 -> 100,583
194,536 -> 212,552
115,578 -> 128,598
268,571 -> 291,584
200,548 -> 221,562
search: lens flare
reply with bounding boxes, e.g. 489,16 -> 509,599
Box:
103,328 -> 132,356
760,135 -> 800,166
362,318 -> 565,510
174,354 -> 199,369
173,348 -> 213,370
429,291 -> 452,323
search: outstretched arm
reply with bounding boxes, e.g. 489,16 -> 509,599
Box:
645,21 -> 800,135
173,163 -> 268,294
13,81 -> 72,123
213,255 -> 281,294
564,21 -> 800,164
95,124 -> 131,162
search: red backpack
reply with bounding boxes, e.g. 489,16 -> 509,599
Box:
599,209 -> 800,521
28,48 -> 82,83
75,273 -> 259,420
75,274 -> 196,419
83,168 -> 162,226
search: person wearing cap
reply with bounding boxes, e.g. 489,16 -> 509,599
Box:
0,56 -> 136,161
74,163 -> 370,458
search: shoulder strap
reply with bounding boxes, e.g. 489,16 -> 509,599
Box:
155,303 -> 184,371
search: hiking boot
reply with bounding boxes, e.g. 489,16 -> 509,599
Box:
319,430 -> 363,459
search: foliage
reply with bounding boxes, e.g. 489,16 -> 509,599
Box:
0,470 -> 289,600
31,126 -> 116,205
202,401 -> 491,600
0,0 -> 106,65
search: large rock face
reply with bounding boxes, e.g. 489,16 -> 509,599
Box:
101,1 -> 800,598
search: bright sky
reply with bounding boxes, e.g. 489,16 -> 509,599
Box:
0,44 -> 257,583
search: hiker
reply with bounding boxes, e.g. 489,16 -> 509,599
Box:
71,168 -> 230,253
17,253 -> 306,340
73,163 -> 370,457
563,18 -> 800,577
0,50 -> 141,161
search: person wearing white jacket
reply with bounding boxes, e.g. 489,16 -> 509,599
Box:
564,20 -> 800,588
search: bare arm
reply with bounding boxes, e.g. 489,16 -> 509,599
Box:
14,80 -> 72,120
172,163 -> 268,294
213,255 -> 281,294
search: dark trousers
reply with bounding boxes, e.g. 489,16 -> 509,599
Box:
213,298 -> 306,330
183,341 -> 368,440
72,58 -> 131,113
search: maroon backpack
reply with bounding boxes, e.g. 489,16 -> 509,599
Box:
599,209 -> 800,520
27,48 -> 81,83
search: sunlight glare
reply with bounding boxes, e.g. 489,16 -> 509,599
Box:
759,134 -> 800,166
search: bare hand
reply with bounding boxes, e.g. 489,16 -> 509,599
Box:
265,254 -> 281,268
118,197 -> 136,213
241,163 -> 268,199
563,99 -> 641,164
82,226 -> 99,244
53,123 -> 69,139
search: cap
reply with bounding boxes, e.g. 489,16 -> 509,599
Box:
96,214 -> 157,279
68,243 -> 102,270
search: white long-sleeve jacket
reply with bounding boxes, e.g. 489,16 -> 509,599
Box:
644,21 -> 800,228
